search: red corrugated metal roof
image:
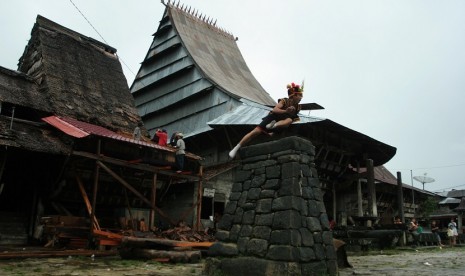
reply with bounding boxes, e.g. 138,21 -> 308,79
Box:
42,115 -> 173,152
42,116 -> 89,138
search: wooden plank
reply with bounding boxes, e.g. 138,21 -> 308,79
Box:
98,240 -> 121,246
93,229 -> 123,240
0,250 -> 117,260
121,236 -> 212,249
173,241 -> 213,248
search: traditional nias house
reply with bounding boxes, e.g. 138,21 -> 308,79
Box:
0,15 -> 202,247
131,1 -> 406,229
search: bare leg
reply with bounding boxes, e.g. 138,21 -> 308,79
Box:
229,118 -> 294,159
239,128 -> 262,145
229,127 -> 262,158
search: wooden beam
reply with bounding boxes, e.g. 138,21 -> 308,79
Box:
72,150 -> 201,181
75,175 -> 100,230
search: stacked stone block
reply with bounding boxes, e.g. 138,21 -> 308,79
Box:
207,136 -> 337,276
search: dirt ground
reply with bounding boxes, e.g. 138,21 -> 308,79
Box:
0,246 -> 464,275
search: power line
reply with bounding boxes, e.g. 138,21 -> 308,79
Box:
68,0 -> 137,78
431,183 -> 465,192
394,162 -> 465,172
411,163 -> 465,170
68,0 -> 108,45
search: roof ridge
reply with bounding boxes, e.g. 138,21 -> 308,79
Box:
164,0 -> 235,40
35,15 -> 117,54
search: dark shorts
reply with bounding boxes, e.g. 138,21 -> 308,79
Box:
258,113 -> 297,132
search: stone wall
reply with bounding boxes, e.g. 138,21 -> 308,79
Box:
206,136 -> 337,276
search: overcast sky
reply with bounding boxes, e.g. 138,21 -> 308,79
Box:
1,0 -> 465,193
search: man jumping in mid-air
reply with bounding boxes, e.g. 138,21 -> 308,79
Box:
229,82 -> 304,159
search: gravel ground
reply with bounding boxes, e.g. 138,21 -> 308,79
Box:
0,246 -> 464,275
0,256 -> 204,276
339,246 -> 465,276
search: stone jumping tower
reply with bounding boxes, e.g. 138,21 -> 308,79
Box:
206,136 -> 337,276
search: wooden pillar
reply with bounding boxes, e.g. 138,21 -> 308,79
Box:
149,173 -> 158,230
366,159 -> 377,226
396,172 -> 405,223
356,163 -> 363,217
195,180 -> 203,231
90,140 -> 101,237
458,213 -> 463,234
332,182 -> 336,224
396,171 -> 406,246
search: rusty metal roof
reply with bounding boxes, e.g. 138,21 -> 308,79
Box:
42,116 -> 202,160
42,116 -> 165,148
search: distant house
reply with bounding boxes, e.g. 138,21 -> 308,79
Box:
431,190 -> 465,232
0,15 -> 202,245
131,2 -> 405,227
348,166 -> 439,225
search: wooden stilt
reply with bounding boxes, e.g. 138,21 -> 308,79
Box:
195,180 -> 203,231
150,173 -> 158,229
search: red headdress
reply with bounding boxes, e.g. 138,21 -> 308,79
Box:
286,81 -> 304,97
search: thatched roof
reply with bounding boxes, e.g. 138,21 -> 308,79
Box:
17,15 -> 142,133
0,116 -> 72,154
0,66 -> 52,113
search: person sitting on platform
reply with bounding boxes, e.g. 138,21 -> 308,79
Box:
228,82 -> 304,159
408,218 -> 421,247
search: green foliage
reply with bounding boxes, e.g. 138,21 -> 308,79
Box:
418,196 -> 439,218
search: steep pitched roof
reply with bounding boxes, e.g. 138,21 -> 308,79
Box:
17,15 -> 142,133
167,5 -> 275,105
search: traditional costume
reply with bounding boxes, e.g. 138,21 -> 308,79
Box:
228,82 -> 304,158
